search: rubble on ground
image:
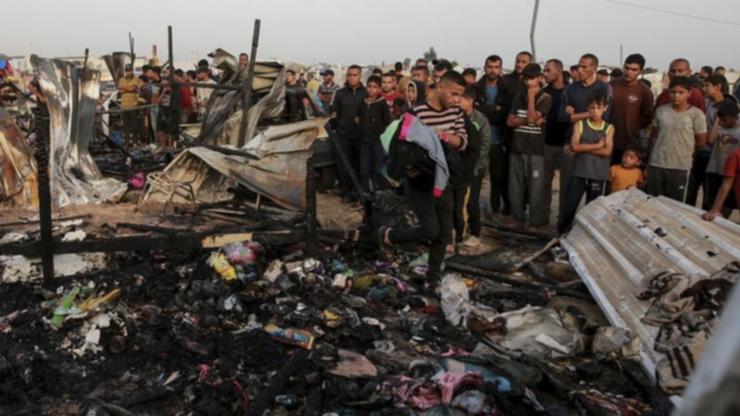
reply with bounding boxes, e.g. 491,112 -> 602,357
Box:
0,204 -> 681,415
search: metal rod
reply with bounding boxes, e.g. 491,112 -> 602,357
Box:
530,0 -> 540,61
179,81 -> 241,91
96,104 -> 157,115
167,25 -> 179,140
238,19 -> 261,147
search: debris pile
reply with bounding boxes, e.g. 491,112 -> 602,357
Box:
0,231 -> 678,415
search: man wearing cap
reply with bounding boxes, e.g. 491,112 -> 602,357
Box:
118,63 -> 142,146
318,69 -> 339,114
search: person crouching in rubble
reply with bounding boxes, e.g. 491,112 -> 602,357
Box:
381,71 -> 469,280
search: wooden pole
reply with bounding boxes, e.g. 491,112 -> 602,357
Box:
238,19 -> 261,147
35,108 -> 54,282
305,158 -> 318,256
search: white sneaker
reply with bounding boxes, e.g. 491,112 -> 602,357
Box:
463,236 -> 482,247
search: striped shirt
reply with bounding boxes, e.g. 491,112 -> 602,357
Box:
509,91 -> 552,155
410,103 -> 468,149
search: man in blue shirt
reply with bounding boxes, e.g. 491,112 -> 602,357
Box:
474,55 -> 510,215
557,53 -> 612,230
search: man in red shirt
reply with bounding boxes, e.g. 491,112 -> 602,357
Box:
175,69 -> 195,125
655,59 -> 706,113
381,72 -> 404,119
702,148 -> 740,221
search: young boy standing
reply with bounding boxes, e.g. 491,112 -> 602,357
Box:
558,91 -> 614,232
704,101 -> 740,212
702,148 -> 740,221
610,147 -> 644,193
506,63 -> 552,228
648,77 -> 708,202
359,75 -> 391,193
457,87 -> 489,246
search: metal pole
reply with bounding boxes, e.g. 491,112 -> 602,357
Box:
530,0 -> 541,62
129,32 -> 135,67
619,44 -> 624,65
168,26 -> 179,143
238,19 -> 261,147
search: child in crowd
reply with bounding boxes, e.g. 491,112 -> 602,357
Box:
702,148 -> 740,221
455,87 -> 489,247
647,77 -> 707,202
358,75 -> 391,193
558,91 -> 614,233
460,86 -> 492,247
704,101 -> 740,214
609,147 -> 644,193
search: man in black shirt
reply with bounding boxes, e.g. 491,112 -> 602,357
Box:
495,51 -> 532,216
542,59 -> 570,220
331,65 -> 366,201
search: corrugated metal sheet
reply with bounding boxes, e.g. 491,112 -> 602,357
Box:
0,108 -> 38,208
142,117 -> 329,211
561,187 -> 740,380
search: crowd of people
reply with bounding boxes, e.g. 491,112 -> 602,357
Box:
116,53 -> 248,148
318,53 -> 739,278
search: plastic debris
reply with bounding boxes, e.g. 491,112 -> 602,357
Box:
264,323 -> 315,350
440,274 -> 471,327
208,252 -> 237,281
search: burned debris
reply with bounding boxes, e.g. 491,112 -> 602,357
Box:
1,21 -> 738,416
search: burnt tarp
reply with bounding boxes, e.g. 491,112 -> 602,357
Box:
198,49 -> 285,146
0,108 -> 38,207
101,52 -> 131,85
142,117 -> 328,211
31,55 -> 127,206
561,187 -> 740,394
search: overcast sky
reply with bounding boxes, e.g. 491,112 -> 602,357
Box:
5,0 -> 740,70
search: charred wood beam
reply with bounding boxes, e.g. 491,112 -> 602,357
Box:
0,214 -> 90,229
305,158 -> 319,256
0,230 -> 305,256
34,110 -> 54,281
238,19 -> 261,147
445,261 -> 592,300
481,220 -> 553,241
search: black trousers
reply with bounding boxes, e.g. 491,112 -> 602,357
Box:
122,109 -> 142,144
452,186 -> 470,243
686,152 -> 710,207
489,143 -> 509,214
360,139 -> 388,193
337,134 -> 362,196
467,173 -> 484,237
389,187 -> 453,277
557,176 -> 606,233
646,166 -> 690,203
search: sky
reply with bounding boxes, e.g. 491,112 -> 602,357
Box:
4,0 -> 740,70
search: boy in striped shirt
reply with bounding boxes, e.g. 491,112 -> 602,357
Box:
383,71 -> 468,279
506,63 -> 552,228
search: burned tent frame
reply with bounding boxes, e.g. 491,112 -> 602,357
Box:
0,20 -> 354,280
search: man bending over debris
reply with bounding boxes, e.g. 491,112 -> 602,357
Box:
382,71 -> 468,280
